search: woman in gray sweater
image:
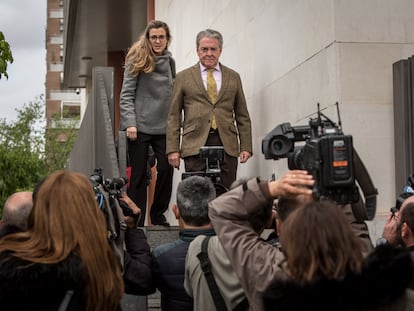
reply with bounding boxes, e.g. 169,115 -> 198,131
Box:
120,20 -> 175,227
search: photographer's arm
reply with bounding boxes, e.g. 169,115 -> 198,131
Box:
119,192 -> 155,295
123,228 -> 155,295
209,171 -> 313,308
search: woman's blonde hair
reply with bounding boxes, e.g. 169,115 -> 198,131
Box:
125,20 -> 171,75
280,200 -> 363,283
0,170 -> 124,311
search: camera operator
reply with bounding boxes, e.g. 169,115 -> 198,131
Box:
209,170 -> 373,311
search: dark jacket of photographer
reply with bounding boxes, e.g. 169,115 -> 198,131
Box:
123,227 -> 155,295
263,244 -> 414,310
209,177 -> 373,311
152,228 -> 216,311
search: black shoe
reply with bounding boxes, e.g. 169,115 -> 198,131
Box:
151,214 -> 169,226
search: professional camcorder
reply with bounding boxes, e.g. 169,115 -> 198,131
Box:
90,168 -> 133,217
262,103 -> 370,208
182,146 -> 228,196
89,168 -> 132,272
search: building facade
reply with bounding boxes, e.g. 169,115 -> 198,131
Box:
62,0 -> 414,231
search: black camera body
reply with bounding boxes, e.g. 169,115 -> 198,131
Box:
182,146 -> 228,196
90,168 -> 133,217
262,104 -> 359,204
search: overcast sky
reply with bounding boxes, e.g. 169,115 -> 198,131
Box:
0,0 -> 47,121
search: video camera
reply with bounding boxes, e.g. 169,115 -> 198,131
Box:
182,146 -> 228,196
262,103 -> 359,205
90,168 -> 133,217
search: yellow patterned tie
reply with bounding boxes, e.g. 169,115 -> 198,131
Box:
207,68 -> 217,129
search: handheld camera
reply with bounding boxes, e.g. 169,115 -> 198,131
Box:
90,168 -> 133,217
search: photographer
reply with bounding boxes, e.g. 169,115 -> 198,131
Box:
209,170 -> 373,311
118,192 -> 155,296
89,170 -> 155,299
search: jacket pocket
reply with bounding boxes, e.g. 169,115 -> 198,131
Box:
183,124 -> 197,136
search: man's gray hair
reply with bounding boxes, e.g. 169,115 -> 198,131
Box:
176,176 -> 216,226
196,29 -> 223,49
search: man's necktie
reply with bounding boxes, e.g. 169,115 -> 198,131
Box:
207,68 -> 217,129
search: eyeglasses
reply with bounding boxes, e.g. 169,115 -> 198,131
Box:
149,35 -> 166,41
199,46 -> 220,53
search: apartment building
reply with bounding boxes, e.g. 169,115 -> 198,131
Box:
45,0 -> 80,133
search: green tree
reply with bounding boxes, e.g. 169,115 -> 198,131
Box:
0,95 -> 78,211
0,96 -> 46,208
0,31 -> 14,79
45,117 -> 79,174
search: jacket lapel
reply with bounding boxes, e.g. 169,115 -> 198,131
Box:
216,63 -> 227,104
190,63 -> 211,103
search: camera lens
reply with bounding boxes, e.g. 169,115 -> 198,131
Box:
273,141 -> 284,152
270,136 -> 293,157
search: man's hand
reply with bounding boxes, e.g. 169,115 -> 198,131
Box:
381,211 -> 399,246
126,126 -> 138,141
168,152 -> 181,169
239,151 -> 252,163
120,192 -> 141,229
268,170 -> 314,198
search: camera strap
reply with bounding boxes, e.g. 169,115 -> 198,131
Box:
352,149 -> 378,221
112,198 -> 127,273
197,236 -> 249,311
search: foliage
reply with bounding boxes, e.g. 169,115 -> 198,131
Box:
0,96 -> 46,209
45,117 -> 79,174
0,31 -> 14,79
0,95 -> 78,212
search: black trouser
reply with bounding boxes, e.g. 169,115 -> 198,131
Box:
127,133 -> 173,226
184,129 -> 237,192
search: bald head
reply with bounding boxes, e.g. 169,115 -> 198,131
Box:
2,191 -> 33,230
400,195 -> 414,212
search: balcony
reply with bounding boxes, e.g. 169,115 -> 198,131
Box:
49,90 -> 80,101
49,63 -> 64,72
49,118 -> 80,129
49,9 -> 63,19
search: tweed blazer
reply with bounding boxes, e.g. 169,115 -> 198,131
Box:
166,63 -> 252,158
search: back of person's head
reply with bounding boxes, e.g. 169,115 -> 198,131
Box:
280,200 -> 363,283
0,170 -> 123,311
276,197 -> 305,222
176,176 -> 216,226
2,191 -> 33,230
398,202 -> 414,247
